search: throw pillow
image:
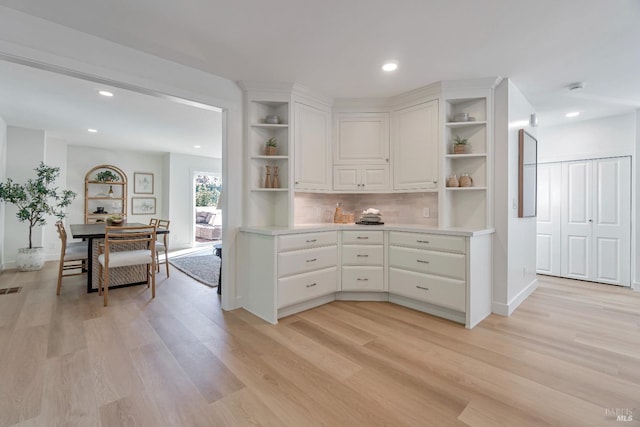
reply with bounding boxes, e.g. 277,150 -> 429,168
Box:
206,212 -> 215,224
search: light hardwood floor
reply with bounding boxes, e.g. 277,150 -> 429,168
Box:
0,262 -> 638,426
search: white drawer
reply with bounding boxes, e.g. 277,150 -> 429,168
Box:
342,266 -> 383,291
389,246 -> 465,280
278,245 -> 338,278
389,268 -> 465,312
342,245 -> 383,266
278,267 -> 338,308
389,231 -> 465,254
342,230 -> 383,245
278,231 -> 338,252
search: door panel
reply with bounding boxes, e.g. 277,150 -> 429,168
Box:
592,157 -> 630,286
294,103 -> 331,190
561,161 -> 592,279
566,235 -> 589,278
536,163 -> 561,275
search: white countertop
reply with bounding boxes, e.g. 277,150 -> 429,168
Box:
240,223 -> 494,237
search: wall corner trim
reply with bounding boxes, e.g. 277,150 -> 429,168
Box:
492,278 -> 538,317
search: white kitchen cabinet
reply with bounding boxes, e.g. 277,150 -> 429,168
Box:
388,230 -> 491,328
239,227 -> 492,328
333,165 -> 389,191
334,113 -> 389,164
294,102 -> 331,191
341,230 -> 384,292
392,100 -> 439,190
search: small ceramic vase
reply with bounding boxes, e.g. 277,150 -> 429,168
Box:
447,175 -> 459,187
272,165 -> 280,188
264,165 -> 272,188
459,174 -> 473,187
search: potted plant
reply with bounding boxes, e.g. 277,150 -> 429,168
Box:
95,170 -> 120,182
453,136 -> 469,154
265,137 -> 278,155
0,162 -> 77,271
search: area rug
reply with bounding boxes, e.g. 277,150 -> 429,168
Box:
168,249 -> 220,288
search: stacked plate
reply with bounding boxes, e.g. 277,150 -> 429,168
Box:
357,208 -> 383,225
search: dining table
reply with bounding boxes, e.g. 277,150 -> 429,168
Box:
70,222 -> 170,293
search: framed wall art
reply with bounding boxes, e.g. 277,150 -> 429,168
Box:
131,197 -> 156,215
134,172 -> 154,194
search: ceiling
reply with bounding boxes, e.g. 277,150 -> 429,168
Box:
0,0 -> 638,147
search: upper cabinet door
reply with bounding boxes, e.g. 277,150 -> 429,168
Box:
334,113 -> 389,164
392,100 -> 439,190
294,102 -> 331,191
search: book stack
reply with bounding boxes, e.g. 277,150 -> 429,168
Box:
357,208 -> 383,225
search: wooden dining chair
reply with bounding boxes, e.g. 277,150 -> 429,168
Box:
55,221 -> 89,295
97,225 -> 156,306
149,218 -> 170,276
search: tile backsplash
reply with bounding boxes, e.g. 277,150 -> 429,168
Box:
294,192 -> 438,226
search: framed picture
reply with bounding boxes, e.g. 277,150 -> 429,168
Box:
134,172 -> 154,194
131,197 -> 156,215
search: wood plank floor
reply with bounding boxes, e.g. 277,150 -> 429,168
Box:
0,263 -> 638,426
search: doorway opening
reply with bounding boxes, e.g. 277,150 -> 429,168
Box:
194,173 -> 222,245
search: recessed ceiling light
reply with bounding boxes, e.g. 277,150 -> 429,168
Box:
88,128 -> 98,133
98,90 -> 114,97
382,61 -> 398,72
194,145 -> 201,149
565,112 -> 580,118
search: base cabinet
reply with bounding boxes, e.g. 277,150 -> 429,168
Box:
239,228 -> 492,328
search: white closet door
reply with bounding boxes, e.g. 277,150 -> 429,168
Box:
559,157 -> 631,286
536,163 -> 561,275
592,157 -> 631,286
561,160 -> 593,280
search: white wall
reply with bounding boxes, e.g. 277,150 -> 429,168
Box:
0,116 -> 6,269
538,113 -> 635,162
168,153 -> 222,249
538,112 -> 638,290
493,79 -> 538,315
4,126 -> 45,268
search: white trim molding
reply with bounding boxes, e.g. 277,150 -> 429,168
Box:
492,278 -> 538,316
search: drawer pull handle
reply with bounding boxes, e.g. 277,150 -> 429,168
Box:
417,259 -> 430,264
357,278 -> 369,281
417,240 -> 430,244
357,236 -> 369,240
306,239 -> 317,243
416,285 -> 429,291
357,254 -> 369,258
306,283 -> 317,288
306,258 -> 317,263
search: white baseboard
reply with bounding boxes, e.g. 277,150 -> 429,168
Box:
633,281 -> 640,292
492,278 -> 538,317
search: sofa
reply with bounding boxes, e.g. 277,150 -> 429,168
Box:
195,210 -> 221,240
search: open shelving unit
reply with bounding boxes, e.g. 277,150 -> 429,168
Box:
241,84 -> 294,227
441,92 -> 493,229
84,164 -> 127,224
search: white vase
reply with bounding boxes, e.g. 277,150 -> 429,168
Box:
16,247 -> 45,271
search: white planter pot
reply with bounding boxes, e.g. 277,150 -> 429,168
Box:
16,247 -> 45,271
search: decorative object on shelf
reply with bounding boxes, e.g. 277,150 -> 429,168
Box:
131,197 -> 156,215
134,172 -> 154,194
108,185 -> 114,198
265,115 -> 280,124
264,165 -> 272,188
333,202 -> 343,223
265,137 -> 278,155
452,112 -> 469,122
453,136 -> 469,154
0,162 -> 77,271
342,212 -> 355,224
272,165 -> 280,188
95,170 -> 120,182
447,175 -> 460,187
459,173 -> 473,187
95,206 -> 105,214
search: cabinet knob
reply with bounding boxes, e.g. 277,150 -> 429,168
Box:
357,278 -> 369,281
416,285 -> 429,291
416,259 -> 430,264
306,258 -> 317,263
386,158 -> 389,163
306,283 -> 317,288
295,181 -> 300,184
357,254 -> 369,258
